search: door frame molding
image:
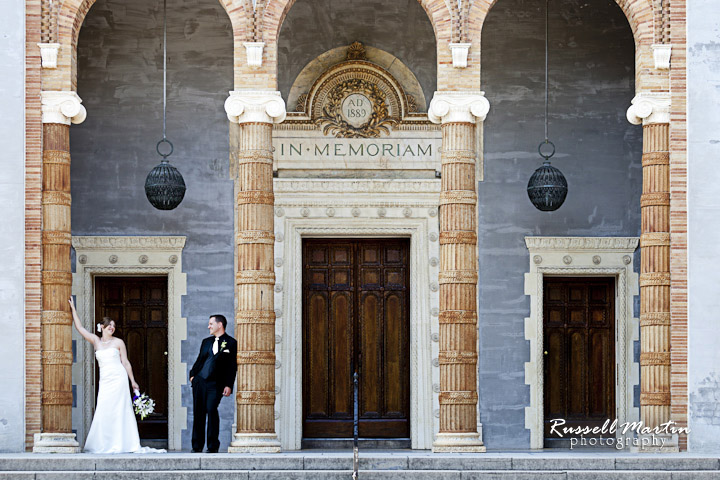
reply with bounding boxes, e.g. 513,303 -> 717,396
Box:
71,236 -> 187,451
524,236 -> 640,449
274,178 -> 443,450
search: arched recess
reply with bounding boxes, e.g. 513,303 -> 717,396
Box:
53,0 -> 250,91
253,0 -> 479,91
468,0 -> 662,91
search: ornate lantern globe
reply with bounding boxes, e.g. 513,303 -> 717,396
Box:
527,0 -> 567,212
145,0 -> 186,210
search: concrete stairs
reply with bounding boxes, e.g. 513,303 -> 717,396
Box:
1,452 -> 720,479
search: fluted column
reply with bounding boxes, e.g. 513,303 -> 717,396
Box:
225,91 -> 285,453
34,91 -> 86,453
627,93 -> 676,449
428,92 -> 489,453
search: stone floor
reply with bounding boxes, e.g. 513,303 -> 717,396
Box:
1,451 -> 719,479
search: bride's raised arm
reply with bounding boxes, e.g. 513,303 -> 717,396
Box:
118,340 -> 140,392
69,297 -> 98,348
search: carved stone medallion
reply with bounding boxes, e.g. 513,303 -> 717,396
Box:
316,78 -> 397,138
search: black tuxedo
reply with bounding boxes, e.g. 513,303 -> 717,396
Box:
189,333 -> 237,452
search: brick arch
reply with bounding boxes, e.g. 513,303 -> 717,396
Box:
468,0 -> 653,46
55,0 -> 251,90
250,0 -> 473,91
467,0 -> 657,90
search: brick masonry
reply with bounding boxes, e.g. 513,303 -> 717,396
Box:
25,0 -> 43,452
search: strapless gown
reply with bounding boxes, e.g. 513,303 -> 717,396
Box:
84,348 -> 143,453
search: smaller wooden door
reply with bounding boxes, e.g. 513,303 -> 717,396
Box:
543,277 -> 615,441
95,276 -> 169,442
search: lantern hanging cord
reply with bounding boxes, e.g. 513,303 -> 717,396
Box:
544,0 -> 549,144
162,0 -> 167,141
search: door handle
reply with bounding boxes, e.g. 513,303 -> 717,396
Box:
164,351 -> 168,356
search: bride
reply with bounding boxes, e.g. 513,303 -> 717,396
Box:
69,297 -> 158,453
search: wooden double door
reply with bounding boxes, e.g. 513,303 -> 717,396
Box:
95,276 -> 169,443
302,239 -> 410,438
543,277 -> 616,441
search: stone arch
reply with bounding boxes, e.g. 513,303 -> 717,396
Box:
54,0 -> 250,90
253,0 -> 473,90
468,0 -> 659,90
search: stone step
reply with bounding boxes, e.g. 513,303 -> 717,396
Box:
2,470 -> 720,480
2,454 -> 719,479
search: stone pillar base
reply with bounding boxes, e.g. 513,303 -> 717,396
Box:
432,432 -> 486,453
228,433 -> 281,453
32,433 -> 80,453
631,434 -> 679,453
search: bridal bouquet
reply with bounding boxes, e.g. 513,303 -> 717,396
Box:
132,390 -> 155,420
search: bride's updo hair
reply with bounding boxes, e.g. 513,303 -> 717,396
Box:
96,317 -> 115,336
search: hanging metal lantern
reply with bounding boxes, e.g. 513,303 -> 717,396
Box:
527,0 -> 567,212
527,141 -> 567,211
144,0 -> 185,211
145,139 -> 186,210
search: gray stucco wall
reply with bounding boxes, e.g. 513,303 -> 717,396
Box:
278,0 -> 436,110
687,0 -> 720,453
72,0 -> 234,451
0,0 -> 26,453
479,0 -> 642,448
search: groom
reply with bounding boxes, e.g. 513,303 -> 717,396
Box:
189,314 -> 237,453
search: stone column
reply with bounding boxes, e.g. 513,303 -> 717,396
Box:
224,91 -> 285,453
33,91 -> 86,453
627,92 -> 676,450
428,92 -> 489,453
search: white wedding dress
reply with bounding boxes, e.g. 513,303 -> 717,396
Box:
84,348 -> 162,453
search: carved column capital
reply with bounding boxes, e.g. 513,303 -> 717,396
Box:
41,91 -> 87,125
428,91 -> 490,124
626,92 -> 671,125
224,90 -> 286,124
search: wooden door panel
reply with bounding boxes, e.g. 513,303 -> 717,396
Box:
307,292 -> 329,417
543,277 -> 615,440
95,276 -> 168,442
384,293 -> 404,416
303,239 -> 410,439
330,291 -> 353,418
359,291 -> 381,418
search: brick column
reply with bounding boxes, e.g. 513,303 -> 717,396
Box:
225,91 -> 285,453
627,92 -> 677,451
429,91 -> 489,453
33,91 -> 86,453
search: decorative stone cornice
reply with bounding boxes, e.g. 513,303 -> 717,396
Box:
274,179 -> 441,194
525,236 -> 639,252
428,91 -> 490,124
652,44 -> 672,70
72,235 -> 186,251
626,92 -> 671,125
224,90 -> 286,124
41,91 -> 87,125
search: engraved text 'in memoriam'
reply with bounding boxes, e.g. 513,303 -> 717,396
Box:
273,138 -> 441,162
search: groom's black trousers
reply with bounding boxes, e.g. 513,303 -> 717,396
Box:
191,379 -> 222,452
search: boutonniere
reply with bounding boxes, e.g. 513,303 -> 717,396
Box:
221,340 -> 227,350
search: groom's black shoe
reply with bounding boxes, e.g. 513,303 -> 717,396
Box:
191,449 -> 202,453
206,449 -> 218,453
